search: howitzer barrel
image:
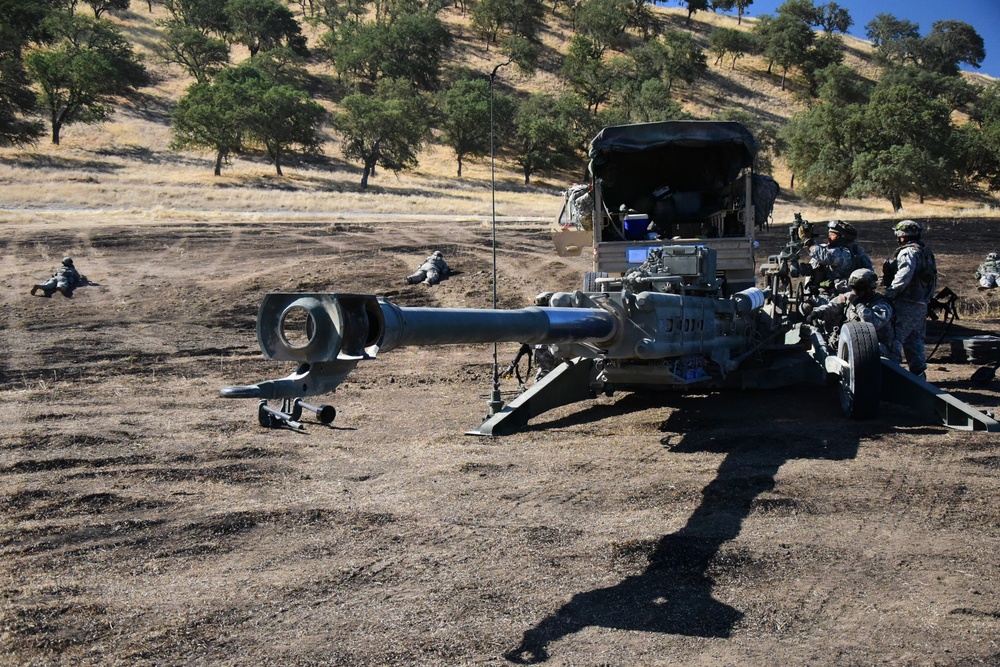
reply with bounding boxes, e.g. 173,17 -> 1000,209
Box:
378,302 -> 617,352
222,293 -> 619,401
255,293 -> 618,363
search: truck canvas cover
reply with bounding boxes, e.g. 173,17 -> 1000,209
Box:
588,120 -> 758,210
589,120 -> 758,175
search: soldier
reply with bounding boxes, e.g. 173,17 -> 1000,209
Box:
405,251 -> 449,286
883,220 -> 937,377
974,252 -> 999,290
809,268 -> 899,362
837,220 -> 874,273
803,220 -> 865,295
30,257 -> 83,298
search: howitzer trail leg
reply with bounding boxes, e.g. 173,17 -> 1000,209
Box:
467,358 -> 597,436
880,361 -> 1000,431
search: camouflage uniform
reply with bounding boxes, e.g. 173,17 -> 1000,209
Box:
849,242 -> 874,272
811,291 -> 899,362
406,252 -> 449,286
806,221 -> 872,294
809,243 -> 853,278
31,258 -> 82,298
974,254 -> 999,289
532,345 -> 558,381
885,235 -> 936,376
564,184 -> 592,230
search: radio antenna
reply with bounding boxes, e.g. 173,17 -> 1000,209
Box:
487,58 -> 513,419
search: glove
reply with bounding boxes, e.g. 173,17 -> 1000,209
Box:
797,226 -> 810,242
847,292 -> 859,305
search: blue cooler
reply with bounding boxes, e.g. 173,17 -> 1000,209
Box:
623,213 -> 650,240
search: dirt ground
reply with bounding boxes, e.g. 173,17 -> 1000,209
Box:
1,214 -> 999,666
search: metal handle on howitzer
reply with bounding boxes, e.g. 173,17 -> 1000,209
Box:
220,292 -> 620,401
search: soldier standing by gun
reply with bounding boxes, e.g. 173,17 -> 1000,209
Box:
803,221 -> 865,296
809,268 -> 899,362
883,220 -> 937,377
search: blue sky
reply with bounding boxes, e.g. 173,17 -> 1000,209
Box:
738,0 -> 1000,78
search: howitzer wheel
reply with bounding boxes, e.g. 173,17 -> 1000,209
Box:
837,321 -> 881,420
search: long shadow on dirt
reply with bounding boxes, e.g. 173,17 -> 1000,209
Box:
506,389 -> 874,663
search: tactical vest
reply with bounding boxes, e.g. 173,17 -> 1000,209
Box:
888,242 -> 937,296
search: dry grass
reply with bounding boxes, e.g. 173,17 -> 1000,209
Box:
0,3 -> 997,223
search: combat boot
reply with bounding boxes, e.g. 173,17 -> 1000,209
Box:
31,284 -> 52,297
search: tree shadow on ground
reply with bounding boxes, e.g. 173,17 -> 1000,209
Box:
120,91 -> 175,124
93,145 -> 205,168
505,388 -> 889,663
5,153 -> 123,173
699,69 -> 768,107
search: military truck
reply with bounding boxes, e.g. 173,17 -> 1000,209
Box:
552,121 -> 764,294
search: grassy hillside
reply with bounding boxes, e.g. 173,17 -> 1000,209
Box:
0,2 -> 997,224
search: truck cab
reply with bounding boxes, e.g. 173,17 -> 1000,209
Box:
554,120 -> 763,294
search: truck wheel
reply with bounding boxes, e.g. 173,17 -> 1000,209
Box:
837,321 -> 881,420
583,271 -> 608,293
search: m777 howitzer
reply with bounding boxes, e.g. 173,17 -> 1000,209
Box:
222,245 -> 776,435
222,120 -> 998,433
221,243 -> 997,434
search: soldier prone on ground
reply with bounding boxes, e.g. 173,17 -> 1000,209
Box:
30,257 -> 85,298
405,251 -> 450,286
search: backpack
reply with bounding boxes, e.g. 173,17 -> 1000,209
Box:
919,245 -> 938,292
849,242 -> 873,272
892,242 -> 937,294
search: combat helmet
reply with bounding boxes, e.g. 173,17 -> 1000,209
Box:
988,252 -> 998,262
894,220 -> 923,238
432,250 -> 443,258
848,268 -> 878,291
62,257 -> 74,266
827,220 -> 858,242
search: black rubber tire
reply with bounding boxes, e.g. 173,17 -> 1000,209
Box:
583,271 -> 608,293
837,321 -> 882,420
952,335 -> 1000,364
